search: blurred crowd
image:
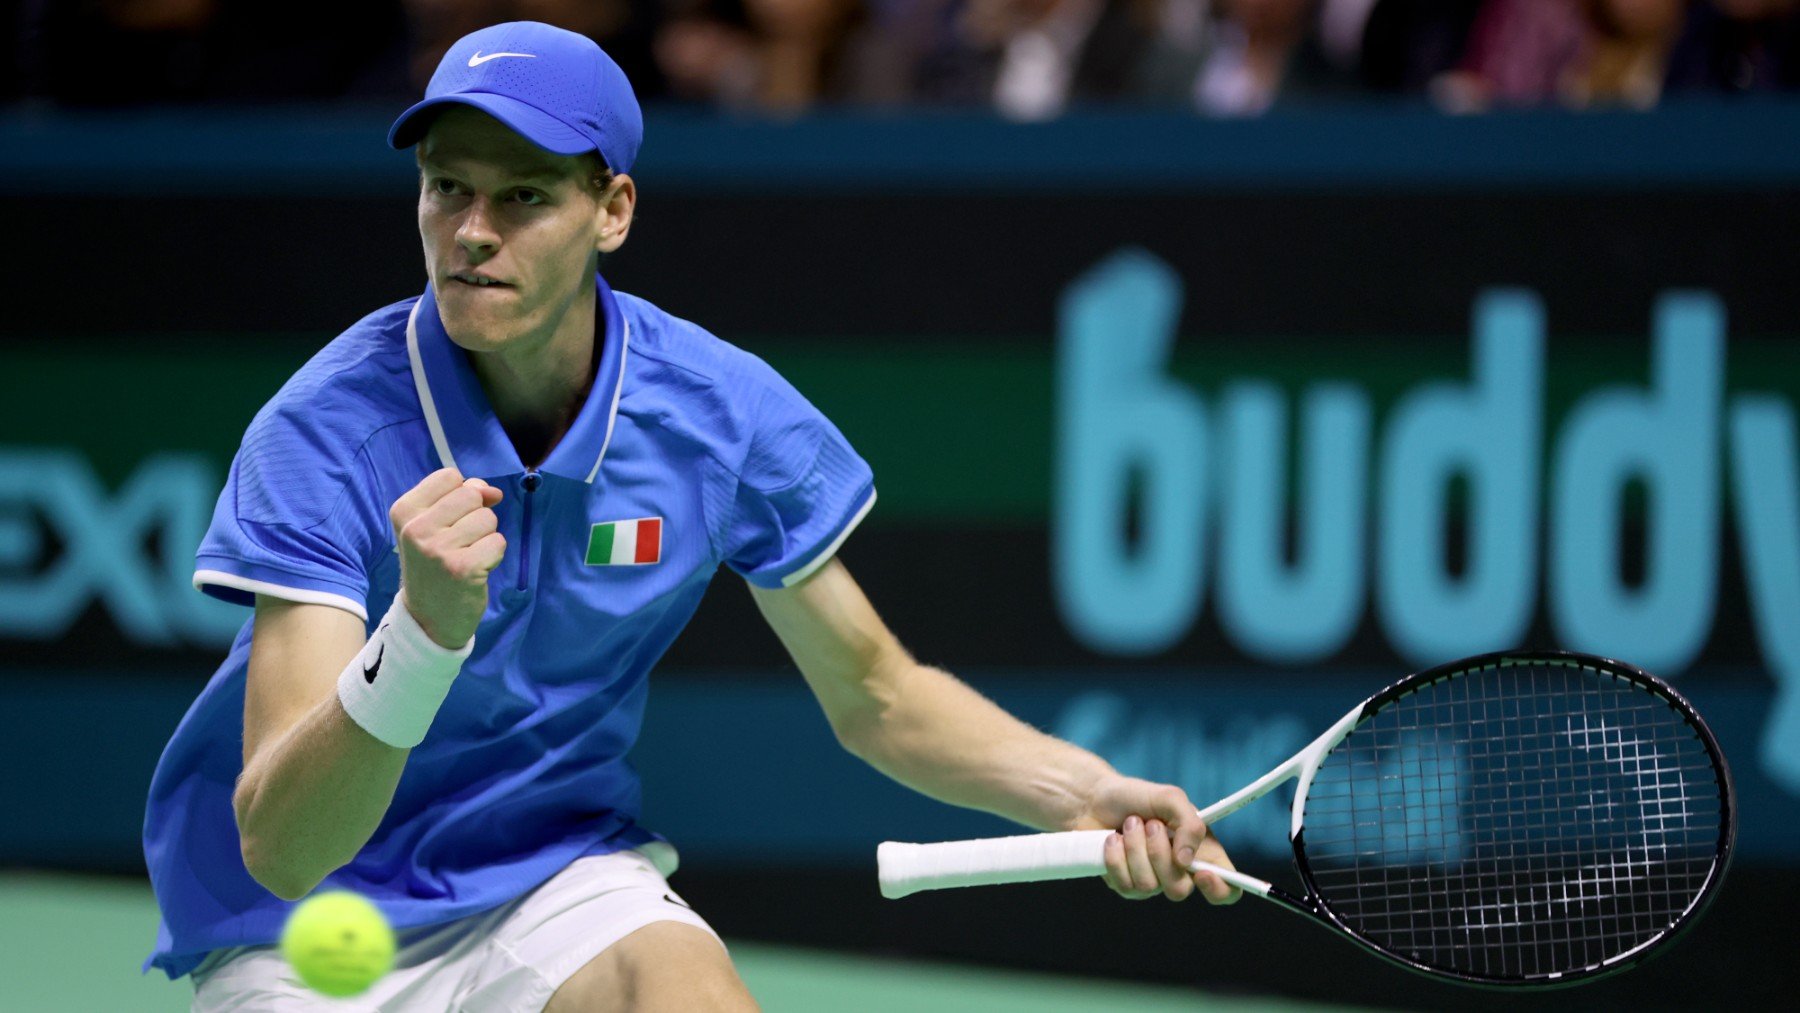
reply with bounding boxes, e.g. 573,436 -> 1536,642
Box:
9,0 -> 1799,118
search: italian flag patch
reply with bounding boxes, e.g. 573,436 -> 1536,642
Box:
586,517 -> 663,566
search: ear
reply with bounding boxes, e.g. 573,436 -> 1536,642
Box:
595,174 -> 636,255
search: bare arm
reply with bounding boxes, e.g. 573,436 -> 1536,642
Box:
751,560 -> 1108,831
233,597 -> 409,900
750,558 -> 1238,902
232,467 -> 506,900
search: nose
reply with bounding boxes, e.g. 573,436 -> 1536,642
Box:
456,197 -> 500,258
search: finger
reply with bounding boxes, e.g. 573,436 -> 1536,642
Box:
462,531 -> 507,574
1101,832 -> 1133,897
1145,787 -> 1207,871
1122,815 -> 1157,897
462,477 -> 503,505
1192,832 -> 1243,905
1143,819 -> 1192,902
444,505 -> 499,548
1105,825 -> 1153,900
390,468 -> 466,529
410,483 -> 488,534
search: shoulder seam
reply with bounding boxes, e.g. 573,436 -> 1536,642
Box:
238,417 -> 421,536
621,342 -> 752,482
624,340 -> 721,386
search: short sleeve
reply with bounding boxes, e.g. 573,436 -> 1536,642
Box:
723,380 -> 876,589
192,408 -> 388,622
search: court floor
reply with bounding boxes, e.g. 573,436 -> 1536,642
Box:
0,873 -> 1358,1012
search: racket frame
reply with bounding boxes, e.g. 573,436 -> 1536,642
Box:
1274,650 -> 1738,988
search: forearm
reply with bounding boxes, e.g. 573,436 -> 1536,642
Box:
233,697 -> 408,900
837,662 -> 1115,832
751,561 -> 1117,831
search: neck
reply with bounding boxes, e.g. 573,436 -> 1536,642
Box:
467,275 -> 599,467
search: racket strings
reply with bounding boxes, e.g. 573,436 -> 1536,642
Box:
1299,659 -> 1725,982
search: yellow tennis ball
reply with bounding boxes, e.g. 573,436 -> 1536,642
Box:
279,891 -> 396,998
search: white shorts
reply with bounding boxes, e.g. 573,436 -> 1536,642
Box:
190,845 -> 721,1012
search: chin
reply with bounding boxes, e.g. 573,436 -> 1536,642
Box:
443,320 -> 518,353
435,288 -> 525,350
437,304 -> 519,352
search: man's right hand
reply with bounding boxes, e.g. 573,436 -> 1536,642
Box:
390,467 -> 506,649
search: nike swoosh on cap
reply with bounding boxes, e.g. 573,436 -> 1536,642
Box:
469,51 -> 536,67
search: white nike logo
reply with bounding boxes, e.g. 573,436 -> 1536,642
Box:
469,51 -> 536,67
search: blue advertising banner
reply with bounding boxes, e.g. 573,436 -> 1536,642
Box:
1,108 -> 1796,879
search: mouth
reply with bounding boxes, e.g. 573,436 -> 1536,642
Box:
448,271 -> 513,290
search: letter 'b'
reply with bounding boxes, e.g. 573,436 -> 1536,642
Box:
1054,250 -> 1207,655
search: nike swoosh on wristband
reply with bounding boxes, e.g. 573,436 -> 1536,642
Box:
363,642 -> 385,684
469,51 -> 536,66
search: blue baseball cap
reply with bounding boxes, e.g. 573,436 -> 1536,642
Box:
388,21 -> 642,174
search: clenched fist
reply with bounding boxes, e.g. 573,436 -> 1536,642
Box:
390,467 -> 506,649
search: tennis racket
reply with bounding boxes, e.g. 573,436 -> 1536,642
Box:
878,651 -> 1734,987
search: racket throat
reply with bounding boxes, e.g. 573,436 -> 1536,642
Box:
1195,702 -> 1366,831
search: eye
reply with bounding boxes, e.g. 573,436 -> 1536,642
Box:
431,177 -> 461,196
510,190 -> 546,206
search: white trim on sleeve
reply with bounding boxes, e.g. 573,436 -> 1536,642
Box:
193,569 -> 370,622
779,487 -> 877,588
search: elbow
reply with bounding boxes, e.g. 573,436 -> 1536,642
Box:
240,833 -> 321,901
829,689 -> 897,763
831,711 -> 878,760
233,780 -> 320,901
830,656 -> 912,761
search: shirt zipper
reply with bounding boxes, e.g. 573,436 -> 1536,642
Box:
518,469 -> 541,592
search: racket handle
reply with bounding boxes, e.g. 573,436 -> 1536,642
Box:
878,830 -> 1112,899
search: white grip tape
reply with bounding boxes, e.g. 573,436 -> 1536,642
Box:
878,829 -> 1113,899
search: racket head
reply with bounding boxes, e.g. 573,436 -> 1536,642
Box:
1287,650 -> 1734,988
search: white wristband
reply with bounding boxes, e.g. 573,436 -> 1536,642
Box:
336,596 -> 472,749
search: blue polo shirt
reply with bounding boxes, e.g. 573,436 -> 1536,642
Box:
142,275 -> 876,978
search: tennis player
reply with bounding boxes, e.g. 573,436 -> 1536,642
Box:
142,21 -> 1237,1011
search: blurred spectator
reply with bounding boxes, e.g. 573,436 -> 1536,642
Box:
837,0 -> 965,104
22,0 -> 664,106
655,1 -> 757,108
656,0 -> 862,113
859,0 -> 1150,120
1198,0 -> 1337,115
1357,0 -> 1484,92
1132,1 -> 1221,106
972,0 -> 1157,119
1664,0 -> 1800,94
1431,0 -> 1586,111
753,0 -> 864,108
11,0 -> 1800,115
27,0 -> 409,103
1568,0 -> 1687,107
1136,0 -> 1353,116
1317,0 -> 1379,69
1432,0 -> 1685,112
